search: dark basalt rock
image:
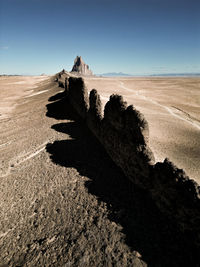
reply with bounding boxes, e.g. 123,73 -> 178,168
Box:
54,75 -> 200,264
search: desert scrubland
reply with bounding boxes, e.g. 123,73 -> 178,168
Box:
0,75 -> 199,266
85,77 -> 200,183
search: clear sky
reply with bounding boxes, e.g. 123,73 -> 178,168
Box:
0,0 -> 200,75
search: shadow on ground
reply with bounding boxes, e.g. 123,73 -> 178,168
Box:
46,92 -> 196,267
48,92 -> 66,102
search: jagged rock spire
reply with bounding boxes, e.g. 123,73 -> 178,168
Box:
71,56 -> 93,76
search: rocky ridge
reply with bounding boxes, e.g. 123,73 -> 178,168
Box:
55,72 -> 200,266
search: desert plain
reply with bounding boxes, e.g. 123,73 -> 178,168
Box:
0,75 -> 199,266
85,76 -> 200,183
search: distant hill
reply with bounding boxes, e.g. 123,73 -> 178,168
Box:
98,72 -> 133,77
96,72 -> 200,77
0,74 -> 22,77
150,73 -> 200,77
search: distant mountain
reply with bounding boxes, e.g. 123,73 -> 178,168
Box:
0,74 -> 21,76
150,73 -> 200,77
98,72 -> 133,77
96,72 -> 200,77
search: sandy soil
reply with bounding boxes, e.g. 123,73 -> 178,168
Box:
0,76 -> 147,266
0,76 -> 49,120
0,76 -> 198,266
85,77 -> 200,183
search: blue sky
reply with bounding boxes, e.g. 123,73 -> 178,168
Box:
0,0 -> 200,75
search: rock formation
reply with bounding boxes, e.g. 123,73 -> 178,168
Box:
54,73 -> 200,265
71,56 -> 93,76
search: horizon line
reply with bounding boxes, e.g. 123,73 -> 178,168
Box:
1,72 -> 200,77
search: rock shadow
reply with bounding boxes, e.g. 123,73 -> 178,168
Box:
48,91 -> 66,102
46,94 -> 79,121
45,93 -> 195,267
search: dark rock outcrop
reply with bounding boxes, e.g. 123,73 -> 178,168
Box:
87,89 -> 102,136
54,74 -> 200,264
68,77 -> 89,119
71,56 -> 93,76
100,95 -> 155,187
54,70 -> 71,89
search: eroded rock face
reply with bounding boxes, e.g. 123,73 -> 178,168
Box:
71,56 -> 93,76
68,77 -> 89,119
54,75 -> 200,265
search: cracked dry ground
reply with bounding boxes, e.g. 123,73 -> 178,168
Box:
0,77 -> 189,266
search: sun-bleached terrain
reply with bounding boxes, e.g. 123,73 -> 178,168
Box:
85,77 -> 200,183
0,76 -> 148,266
0,76 -> 49,120
0,75 -> 199,266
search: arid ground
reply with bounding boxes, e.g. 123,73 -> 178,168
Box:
85,77 -> 200,183
0,75 -> 199,266
0,76 -> 147,266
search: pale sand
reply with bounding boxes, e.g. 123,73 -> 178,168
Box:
0,76 -> 198,265
85,77 -> 200,183
0,76 -> 49,119
0,76 -> 147,265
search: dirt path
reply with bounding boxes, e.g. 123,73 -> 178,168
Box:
0,77 -> 196,266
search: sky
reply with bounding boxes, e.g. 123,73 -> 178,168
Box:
0,0 -> 200,75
